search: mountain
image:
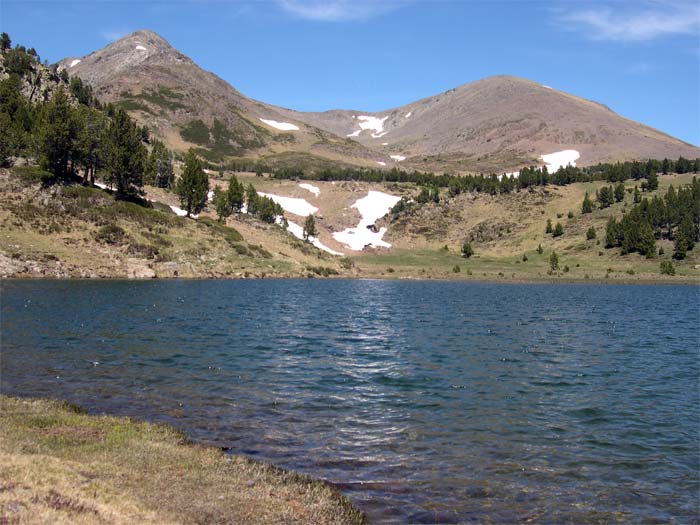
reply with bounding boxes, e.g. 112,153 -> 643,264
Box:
61,30 -> 699,173
59,30 -> 385,169
279,76 -> 700,172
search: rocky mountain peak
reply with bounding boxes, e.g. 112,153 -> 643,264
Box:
60,29 -> 191,85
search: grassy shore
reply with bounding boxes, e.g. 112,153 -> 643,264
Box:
0,395 -> 365,525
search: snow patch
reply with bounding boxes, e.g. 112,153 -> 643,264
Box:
332,191 -> 401,251
390,155 -> 406,162
376,161 -> 386,166
299,183 -> 320,197
286,220 -> 343,256
259,119 -> 300,131
169,205 -> 197,218
257,192 -> 318,217
405,111 -> 412,118
381,142 -> 389,146
347,115 -> 388,139
543,85 -> 553,90
135,45 -> 147,51
540,149 -> 580,172
207,190 -> 214,202
70,59 -> 81,68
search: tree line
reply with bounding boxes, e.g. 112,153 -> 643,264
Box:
267,158 -> 699,197
605,177 -> 699,260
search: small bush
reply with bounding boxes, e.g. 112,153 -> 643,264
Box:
660,260 -> 675,276
127,242 -> 159,258
307,266 -> 339,277
95,224 -> 126,245
452,265 -> 461,273
231,243 -> 250,256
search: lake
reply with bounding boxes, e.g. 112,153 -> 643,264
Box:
1,279 -> 698,523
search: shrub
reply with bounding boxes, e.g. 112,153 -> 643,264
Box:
180,120 -> 210,145
461,242 -> 474,258
586,226 -> 596,240
95,224 -> 126,245
452,265 -> 461,273
660,260 -> 675,276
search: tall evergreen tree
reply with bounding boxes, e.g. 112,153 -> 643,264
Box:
212,186 -> 231,222
581,192 -> 593,214
0,33 -> 11,54
105,108 -> 146,197
245,183 -> 258,215
226,175 -> 244,212
549,251 -> 559,272
673,214 -> 695,260
614,182 -> 625,202
144,139 -> 174,188
175,149 -> 208,216
545,218 -> 553,234
303,214 -> 317,241
38,85 -> 79,180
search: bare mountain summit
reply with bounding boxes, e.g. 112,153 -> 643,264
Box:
60,30 -> 384,169
61,30 -> 699,173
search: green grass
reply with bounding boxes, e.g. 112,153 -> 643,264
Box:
0,395 -> 366,525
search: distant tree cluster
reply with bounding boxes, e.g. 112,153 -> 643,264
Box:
605,178 -> 700,259
266,158 -> 699,200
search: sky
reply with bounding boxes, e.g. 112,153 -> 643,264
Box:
2,0 -> 699,145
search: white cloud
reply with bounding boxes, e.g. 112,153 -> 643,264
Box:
561,1 -> 699,42
276,0 -> 405,21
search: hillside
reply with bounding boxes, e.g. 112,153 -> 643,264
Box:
60,31 -> 699,174
59,30 -> 386,170
280,76 -> 700,173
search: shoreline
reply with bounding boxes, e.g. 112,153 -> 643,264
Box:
0,394 -> 366,524
2,273 -> 698,286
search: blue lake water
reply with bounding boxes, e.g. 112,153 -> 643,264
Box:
1,279 -> 698,523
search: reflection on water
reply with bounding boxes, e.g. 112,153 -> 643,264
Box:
1,280 -> 699,523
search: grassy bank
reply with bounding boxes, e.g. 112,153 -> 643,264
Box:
0,395 -> 365,525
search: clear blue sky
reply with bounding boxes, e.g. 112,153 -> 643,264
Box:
2,0 -> 699,145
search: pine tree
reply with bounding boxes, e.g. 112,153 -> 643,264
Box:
0,33 -> 10,54
581,192 -> 593,214
226,175 -> 244,213
461,242 -> 474,258
303,215 -> 317,241
633,185 -> 641,203
75,106 -> 107,185
536,243 -> 543,254
105,108 -> 146,197
605,217 -> 620,248
553,222 -> 564,237
213,186 -> 231,222
144,139 -> 174,188
38,85 -> 80,180
673,214 -> 695,260
614,182 -> 625,202
637,221 -> 656,258
549,251 -> 559,273
586,226 -> 596,240
245,183 -> 258,215
175,149 -> 208,216
545,218 -> 553,234
646,171 -> 659,191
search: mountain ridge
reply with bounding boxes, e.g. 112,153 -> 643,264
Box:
60,30 -> 700,173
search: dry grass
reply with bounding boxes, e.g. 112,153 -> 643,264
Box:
0,395 -> 366,525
